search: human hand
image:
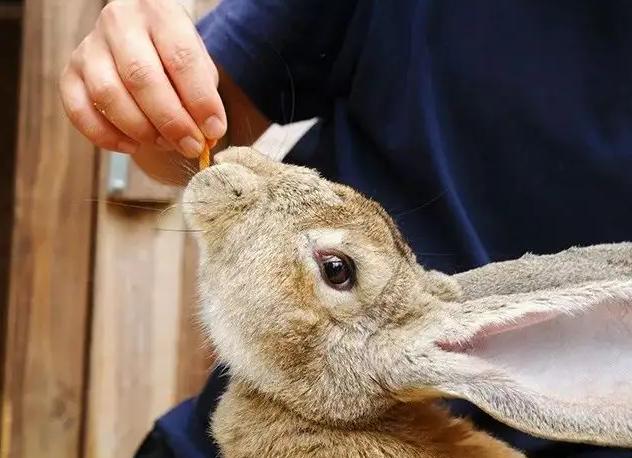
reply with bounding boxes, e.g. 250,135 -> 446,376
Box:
59,0 -> 226,159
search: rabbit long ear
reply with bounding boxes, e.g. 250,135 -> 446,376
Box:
453,243 -> 632,299
425,243 -> 632,447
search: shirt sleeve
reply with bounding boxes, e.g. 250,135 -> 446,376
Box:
196,0 -> 359,124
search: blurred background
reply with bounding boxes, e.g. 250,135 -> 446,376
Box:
0,0 -> 313,457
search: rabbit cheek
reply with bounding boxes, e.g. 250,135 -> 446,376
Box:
290,255 -> 321,312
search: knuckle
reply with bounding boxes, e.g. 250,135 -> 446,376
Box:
60,88 -> 84,124
69,48 -> 82,67
188,91 -> 215,111
79,118 -> 113,147
71,36 -> 90,67
156,115 -> 180,133
64,100 -> 84,124
60,63 -> 72,83
99,2 -> 118,23
133,123 -> 158,143
89,80 -> 117,109
138,0 -> 157,11
82,122 -> 102,142
141,0 -> 178,15
122,60 -> 158,90
154,111 -> 187,135
164,45 -> 197,74
100,1 -> 127,24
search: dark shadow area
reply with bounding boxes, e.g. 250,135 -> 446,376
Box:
0,0 -> 23,399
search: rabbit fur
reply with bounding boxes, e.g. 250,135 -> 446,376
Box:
182,147 -> 632,457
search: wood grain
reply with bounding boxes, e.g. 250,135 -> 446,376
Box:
85,191 -> 211,457
86,198 -> 189,458
0,0 -> 101,456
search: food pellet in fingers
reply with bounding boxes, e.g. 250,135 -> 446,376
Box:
199,139 -> 217,170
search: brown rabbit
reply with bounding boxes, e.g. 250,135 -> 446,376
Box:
183,147 -> 632,457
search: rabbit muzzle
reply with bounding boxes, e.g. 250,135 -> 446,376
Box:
182,161 -> 266,227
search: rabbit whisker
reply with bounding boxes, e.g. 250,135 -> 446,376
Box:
83,198 -> 166,212
394,191 -> 446,218
153,227 -> 208,233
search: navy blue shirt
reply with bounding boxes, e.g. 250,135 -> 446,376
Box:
142,1 -> 632,457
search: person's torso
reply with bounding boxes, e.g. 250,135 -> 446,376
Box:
286,2 -> 632,455
291,0 -> 632,276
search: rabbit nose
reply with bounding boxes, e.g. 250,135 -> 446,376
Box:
203,162 -> 263,197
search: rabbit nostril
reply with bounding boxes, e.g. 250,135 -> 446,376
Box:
232,189 -> 242,197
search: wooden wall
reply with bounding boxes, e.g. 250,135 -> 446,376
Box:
0,1 -> 218,457
1,0 -> 102,456
0,0 -> 311,455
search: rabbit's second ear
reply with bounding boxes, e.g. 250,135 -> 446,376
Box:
393,243 -> 632,447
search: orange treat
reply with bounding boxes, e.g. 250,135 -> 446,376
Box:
199,139 -> 217,170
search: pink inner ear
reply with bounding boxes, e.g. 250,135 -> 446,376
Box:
430,283 -> 632,446
438,311 -> 561,353
441,296 -> 632,407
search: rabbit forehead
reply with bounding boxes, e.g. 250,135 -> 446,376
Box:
297,201 -> 413,259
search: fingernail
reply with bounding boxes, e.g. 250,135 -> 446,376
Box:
117,140 -> 138,154
179,136 -> 204,158
156,136 -> 172,150
201,115 -> 225,139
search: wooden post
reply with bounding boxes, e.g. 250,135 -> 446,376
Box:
1,0 -> 102,456
85,200 -> 194,458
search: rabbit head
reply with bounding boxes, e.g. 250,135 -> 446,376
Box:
183,147 -> 632,447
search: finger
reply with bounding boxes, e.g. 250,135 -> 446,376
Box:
148,6 -> 227,141
80,32 -> 168,149
60,67 -> 139,154
100,6 -> 206,158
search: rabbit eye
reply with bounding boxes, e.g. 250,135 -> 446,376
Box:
316,252 -> 355,290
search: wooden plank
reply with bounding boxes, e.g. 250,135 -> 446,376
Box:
86,198 -> 189,458
0,0 -> 102,456
86,195 -> 211,457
